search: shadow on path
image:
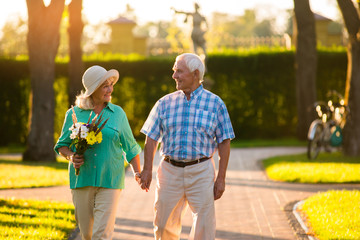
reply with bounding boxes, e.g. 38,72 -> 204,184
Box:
113,217 -> 290,240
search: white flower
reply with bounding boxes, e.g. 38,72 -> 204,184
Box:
70,132 -> 77,139
80,125 -> 89,133
80,131 -> 88,139
72,128 -> 79,136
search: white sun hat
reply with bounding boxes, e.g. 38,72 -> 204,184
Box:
82,65 -> 119,97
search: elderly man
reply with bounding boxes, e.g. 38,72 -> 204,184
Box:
140,53 -> 235,240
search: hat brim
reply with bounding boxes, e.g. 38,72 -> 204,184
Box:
84,69 -> 119,97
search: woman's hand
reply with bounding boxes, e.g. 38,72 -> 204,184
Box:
134,172 -> 141,185
71,154 -> 84,169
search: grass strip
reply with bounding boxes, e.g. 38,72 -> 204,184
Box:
0,158 -> 69,189
300,190 -> 360,239
262,152 -> 360,183
0,198 -> 76,239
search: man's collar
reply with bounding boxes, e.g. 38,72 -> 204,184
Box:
192,84 -> 203,98
180,84 -> 204,99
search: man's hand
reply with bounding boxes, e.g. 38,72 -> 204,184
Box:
214,139 -> 230,200
140,169 -> 152,192
214,177 -> 225,200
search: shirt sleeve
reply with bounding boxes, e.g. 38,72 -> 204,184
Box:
140,100 -> 162,142
118,111 -> 142,163
215,99 -> 235,143
54,109 -> 74,155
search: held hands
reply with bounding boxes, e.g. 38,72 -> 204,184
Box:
133,170 -> 152,192
140,169 -> 152,192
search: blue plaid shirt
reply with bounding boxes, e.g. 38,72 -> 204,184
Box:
141,85 -> 235,161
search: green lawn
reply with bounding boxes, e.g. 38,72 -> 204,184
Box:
0,157 -> 69,189
262,151 -> 360,239
300,190 -> 360,240
262,151 -> 360,183
0,198 -> 76,239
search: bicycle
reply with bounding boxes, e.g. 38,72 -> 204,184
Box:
307,90 -> 348,159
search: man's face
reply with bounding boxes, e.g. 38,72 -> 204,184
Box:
172,57 -> 198,93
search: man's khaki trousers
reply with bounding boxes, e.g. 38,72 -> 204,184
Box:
154,158 -> 216,240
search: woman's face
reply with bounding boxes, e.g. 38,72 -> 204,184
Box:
91,78 -> 115,104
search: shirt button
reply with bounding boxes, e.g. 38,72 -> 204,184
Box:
94,166 -> 96,168
94,154 -> 97,156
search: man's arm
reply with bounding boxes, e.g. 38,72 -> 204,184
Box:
140,136 -> 158,191
214,139 -> 231,200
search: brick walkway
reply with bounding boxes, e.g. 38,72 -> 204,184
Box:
1,147 -> 360,240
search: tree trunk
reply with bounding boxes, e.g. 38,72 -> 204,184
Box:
337,0 -> 360,156
293,0 -> 317,140
23,0 -> 65,162
68,0 -> 84,105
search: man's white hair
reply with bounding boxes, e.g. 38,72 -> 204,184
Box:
176,53 -> 205,83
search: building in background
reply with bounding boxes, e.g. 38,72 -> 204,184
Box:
98,16 -> 147,55
291,13 -> 344,47
314,13 -> 343,47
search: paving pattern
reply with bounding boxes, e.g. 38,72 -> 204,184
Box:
2,147 -> 359,240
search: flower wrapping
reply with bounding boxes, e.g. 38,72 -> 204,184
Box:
69,106 -> 108,175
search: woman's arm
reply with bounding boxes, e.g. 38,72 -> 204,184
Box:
129,154 -> 141,184
58,146 -> 84,169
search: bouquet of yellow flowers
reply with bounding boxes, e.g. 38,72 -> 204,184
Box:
69,106 -> 108,175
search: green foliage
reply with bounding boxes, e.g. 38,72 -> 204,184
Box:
0,59 -> 30,145
0,50 -> 347,146
263,152 -> 360,183
0,198 -> 75,239
301,190 -> 360,239
54,77 -> 69,144
316,49 -> 347,99
207,50 -> 297,138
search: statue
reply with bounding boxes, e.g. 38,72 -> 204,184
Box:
172,3 -> 208,57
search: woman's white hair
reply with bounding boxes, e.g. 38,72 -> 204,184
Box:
176,53 -> 205,83
75,92 -> 95,110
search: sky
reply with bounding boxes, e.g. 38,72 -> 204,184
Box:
0,0 -> 340,32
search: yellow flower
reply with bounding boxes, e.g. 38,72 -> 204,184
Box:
96,132 -> 103,143
86,131 -> 97,145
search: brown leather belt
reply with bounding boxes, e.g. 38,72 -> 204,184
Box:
164,156 -> 210,168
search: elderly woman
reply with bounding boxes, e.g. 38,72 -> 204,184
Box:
54,65 -> 142,240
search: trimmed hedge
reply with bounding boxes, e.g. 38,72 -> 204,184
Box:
0,50 -> 347,146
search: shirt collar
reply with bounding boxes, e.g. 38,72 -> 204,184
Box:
181,84 -> 204,100
78,102 -> 114,112
106,102 -> 115,112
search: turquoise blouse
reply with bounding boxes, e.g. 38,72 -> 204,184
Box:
54,102 -> 142,189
